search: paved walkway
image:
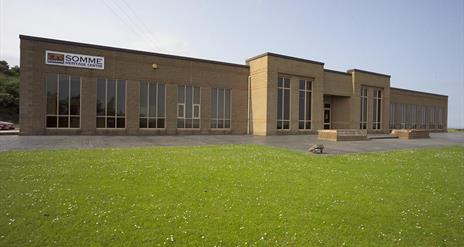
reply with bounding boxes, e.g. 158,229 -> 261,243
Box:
0,133 -> 463,154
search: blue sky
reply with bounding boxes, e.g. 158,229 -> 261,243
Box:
0,0 -> 463,127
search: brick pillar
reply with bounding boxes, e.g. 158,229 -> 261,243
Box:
166,84 -> 177,134
126,80 -> 139,134
201,86 -> 211,133
81,76 -> 96,134
290,77 -> 299,132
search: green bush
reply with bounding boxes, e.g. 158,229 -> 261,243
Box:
0,60 -> 19,123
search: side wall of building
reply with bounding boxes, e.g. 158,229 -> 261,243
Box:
389,88 -> 448,131
19,37 -> 250,135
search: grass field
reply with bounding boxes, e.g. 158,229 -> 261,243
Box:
0,145 -> 463,246
448,128 -> 464,133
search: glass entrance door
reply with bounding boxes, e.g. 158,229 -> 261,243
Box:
324,104 -> 331,129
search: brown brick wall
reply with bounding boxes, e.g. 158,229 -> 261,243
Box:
19,37 -> 249,135
19,36 -> 448,136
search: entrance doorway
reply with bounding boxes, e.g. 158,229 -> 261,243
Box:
324,103 -> 331,129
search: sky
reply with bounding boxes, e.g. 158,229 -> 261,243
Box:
0,0 -> 463,127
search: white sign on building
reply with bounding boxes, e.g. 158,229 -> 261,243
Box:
45,50 -> 104,70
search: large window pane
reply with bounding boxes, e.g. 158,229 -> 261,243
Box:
97,79 -> 125,129
186,86 -> 192,118
211,88 -> 217,119
157,84 -> 165,118
46,74 -> 81,129
298,91 -> 305,121
194,87 -> 200,104
178,85 -> 200,129
58,116 -> 68,128
58,75 -> 69,115
139,81 -> 148,117
149,83 -> 157,117
70,117 -> 79,128
96,79 -> 106,116
218,89 -> 224,120
177,85 -> 185,103
298,79 -> 312,130
70,76 -> 80,115
360,87 -> 368,129
117,80 -> 125,117
106,79 -> 116,116
225,89 -> 230,120
210,88 -> 230,129
46,116 -> 57,128
139,82 -> 166,129
283,89 -> 290,120
46,75 -> 57,115
306,92 -> 311,120
277,88 -> 282,121
277,76 -> 290,130
96,117 -> 105,128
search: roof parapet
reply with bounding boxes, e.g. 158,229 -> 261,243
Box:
19,34 -> 250,69
246,52 -> 324,66
390,87 -> 448,98
347,69 -> 391,78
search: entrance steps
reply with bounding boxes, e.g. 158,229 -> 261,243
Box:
368,135 -> 398,140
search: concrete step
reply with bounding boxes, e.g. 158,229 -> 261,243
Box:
0,129 -> 19,135
368,135 -> 398,140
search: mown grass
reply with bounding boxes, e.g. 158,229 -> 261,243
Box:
0,145 -> 463,246
448,128 -> 464,133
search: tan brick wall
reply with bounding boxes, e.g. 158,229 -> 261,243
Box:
350,70 -> 391,133
247,57 -> 268,136
265,55 -> 325,135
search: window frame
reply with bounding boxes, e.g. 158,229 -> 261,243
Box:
46,74 -> 81,129
177,85 -> 201,129
139,81 -> 166,129
96,78 -> 127,129
372,89 -> 382,130
298,79 -> 312,130
399,104 -> 407,129
410,105 -> 417,129
277,76 -> 291,130
360,87 -> 368,129
210,88 -> 232,129
437,107 -> 443,129
428,107 -> 435,129
420,106 -> 426,129
389,103 -> 395,129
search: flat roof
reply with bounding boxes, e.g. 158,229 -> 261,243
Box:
246,52 -> 325,66
324,69 -> 352,76
390,87 -> 448,98
19,34 -> 250,69
346,69 -> 391,78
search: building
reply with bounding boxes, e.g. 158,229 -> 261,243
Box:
19,35 -> 448,135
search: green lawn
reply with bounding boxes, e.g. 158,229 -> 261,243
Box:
0,145 -> 463,246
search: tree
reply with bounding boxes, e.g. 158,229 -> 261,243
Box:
0,61 -> 20,122
0,60 -> 9,73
